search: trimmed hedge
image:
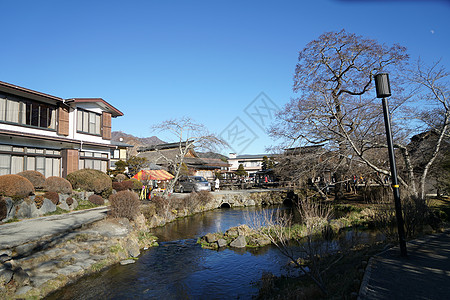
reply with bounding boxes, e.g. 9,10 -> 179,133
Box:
88,194 -> 105,206
17,170 -> 45,189
43,191 -> 59,205
44,176 -> 73,194
0,174 -> 34,199
66,169 -> 112,196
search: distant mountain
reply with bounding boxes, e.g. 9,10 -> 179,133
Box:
111,131 -> 165,156
197,151 -> 229,161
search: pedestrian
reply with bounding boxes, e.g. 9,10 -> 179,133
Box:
215,177 -> 220,191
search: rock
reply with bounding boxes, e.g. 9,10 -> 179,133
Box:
13,268 -> 30,286
56,265 -> 83,276
15,285 -> 32,296
217,239 -> 227,248
245,199 -> 256,206
15,201 -> 32,219
120,259 -> 136,265
0,269 -> 13,284
227,229 -> 238,236
125,239 -> 140,258
15,242 -> 38,256
205,233 -> 218,243
39,198 -> 57,215
31,272 -> 58,287
0,253 -> 11,263
58,201 -> 70,211
33,260 -> 60,274
230,236 -> 247,248
255,237 -> 271,247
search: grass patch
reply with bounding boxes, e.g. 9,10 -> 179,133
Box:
44,206 -> 68,216
75,199 -> 99,211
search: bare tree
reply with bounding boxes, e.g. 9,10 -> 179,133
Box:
271,30 -> 410,199
152,117 -> 228,196
246,199 -> 336,296
406,60 -> 450,199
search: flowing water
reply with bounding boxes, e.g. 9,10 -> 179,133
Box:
46,206 -> 381,299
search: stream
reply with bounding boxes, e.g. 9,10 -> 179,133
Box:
46,206 -> 381,299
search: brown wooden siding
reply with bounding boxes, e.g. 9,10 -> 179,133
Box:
57,107 -> 69,136
102,112 -> 111,140
62,149 -> 79,177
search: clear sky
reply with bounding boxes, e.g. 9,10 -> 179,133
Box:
1,0 -> 449,155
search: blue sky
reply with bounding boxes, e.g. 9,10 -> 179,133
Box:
1,0 -> 449,155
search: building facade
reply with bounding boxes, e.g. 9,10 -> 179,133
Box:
0,81 -> 123,177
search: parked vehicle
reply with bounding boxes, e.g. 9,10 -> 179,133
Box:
177,176 -> 211,193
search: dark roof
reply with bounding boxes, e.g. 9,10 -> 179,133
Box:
137,141 -> 192,152
233,154 -> 274,160
67,98 -> 123,117
0,80 -> 64,104
111,140 -> 133,147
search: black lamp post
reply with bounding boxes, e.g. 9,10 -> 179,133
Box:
374,73 -> 407,257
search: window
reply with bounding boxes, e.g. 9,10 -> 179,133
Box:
77,109 -> 101,135
0,146 -> 61,176
0,94 -> 56,129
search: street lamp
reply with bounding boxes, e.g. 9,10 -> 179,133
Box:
374,73 -> 407,257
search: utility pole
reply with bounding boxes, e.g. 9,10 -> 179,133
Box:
375,73 -> 408,257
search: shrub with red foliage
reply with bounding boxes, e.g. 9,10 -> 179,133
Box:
112,181 -> 126,192
88,194 -> 105,206
44,191 -> 60,205
17,170 -> 45,189
44,176 -> 73,194
0,174 -> 34,199
121,180 -> 134,190
66,197 -> 74,206
108,190 -> 140,220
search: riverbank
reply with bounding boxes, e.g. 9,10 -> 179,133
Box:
0,189 -> 287,299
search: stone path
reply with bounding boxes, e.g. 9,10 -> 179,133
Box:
359,229 -> 450,299
0,207 -> 108,250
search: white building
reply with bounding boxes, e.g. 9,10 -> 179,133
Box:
0,81 -> 124,177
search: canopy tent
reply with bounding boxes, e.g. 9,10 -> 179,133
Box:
132,169 -> 174,181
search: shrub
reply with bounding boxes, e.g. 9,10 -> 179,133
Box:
121,180 -> 134,190
109,190 -> 140,220
44,176 -> 73,194
112,181 -> 126,192
66,169 -> 112,195
88,194 -> 105,206
115,174 -> 127,182
183,191 -> 213,211
0,174 -> 34,199
34,195 -> 45,208
17,170 -> 45,189
0,198 -> 7,220
66,197 -> 74,206
125,178 -> 142,191
43,191 -> 59,205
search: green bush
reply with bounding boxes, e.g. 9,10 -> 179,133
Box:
44,191 -> 59,205
0,174 -> 35,199
88,194 -> 105,206
66,169 -> 112,195
44,176 -> 73,194
109,190 -> 140,220
17,170 -> 45,189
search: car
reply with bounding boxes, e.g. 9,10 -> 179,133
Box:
177,176 -> 211,193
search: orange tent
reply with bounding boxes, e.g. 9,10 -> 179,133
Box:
132,169 -> 174,181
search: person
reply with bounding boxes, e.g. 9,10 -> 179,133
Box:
215,177 -> 220,191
